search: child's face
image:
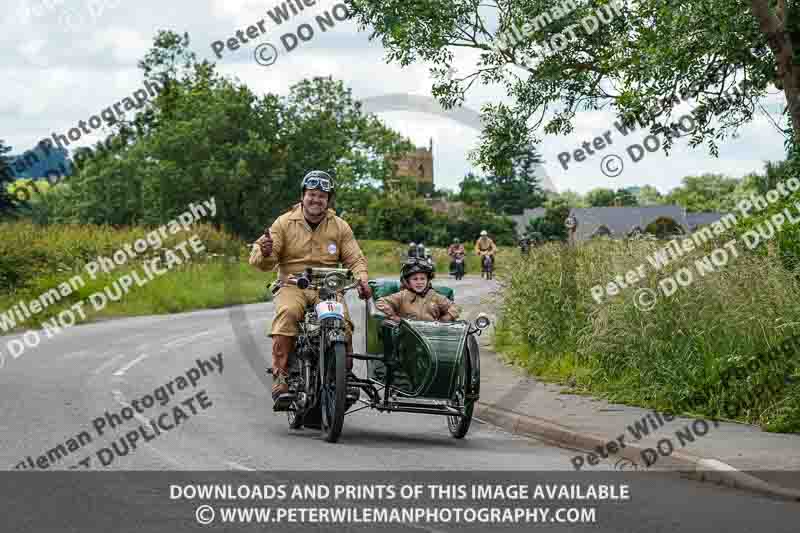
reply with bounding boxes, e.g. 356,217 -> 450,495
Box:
407,273 -> 428,292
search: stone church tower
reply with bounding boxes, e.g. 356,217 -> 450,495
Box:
390,138 -> 434,194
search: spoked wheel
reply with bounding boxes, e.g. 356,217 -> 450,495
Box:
287,405 -> 304,429
448,347 -> 475,439
320,342 -> 347,442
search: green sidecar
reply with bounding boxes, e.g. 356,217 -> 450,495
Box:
349,279 -> 485,438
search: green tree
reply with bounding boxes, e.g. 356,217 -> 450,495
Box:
449,204 -> 518,245
585,187 -> 617,207
663,173 -> 741,212
345,0 -> 800,170
637,185 -> 664,206
486,146 -> 546,214
546,189 -> 586,207
366,191 -> 435,243
53,31 -> 411,239
525,197 -> 571,241
456,172 -> 491,205
0,140 -> 23,217
614,188 -> 638,206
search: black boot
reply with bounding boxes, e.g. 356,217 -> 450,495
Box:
271,335 -> 296,411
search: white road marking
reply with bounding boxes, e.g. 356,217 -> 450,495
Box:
62,349 -> 92,359
115,331 -> 153,343
225,461 -> 255,471
112,353 -> 149,376
91,353 -> 129,376
112,391 -> 152,426
163,331 -> 210,348
112,390 -> 200,469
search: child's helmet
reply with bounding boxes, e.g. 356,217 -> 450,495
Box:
400,258 -> 435,293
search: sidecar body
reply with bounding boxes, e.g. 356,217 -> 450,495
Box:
348,279 -> 481,436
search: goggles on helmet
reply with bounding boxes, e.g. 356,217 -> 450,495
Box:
302,171 -> 334,192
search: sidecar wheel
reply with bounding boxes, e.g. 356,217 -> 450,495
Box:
320,342 -> 347,443
448,348 -> 475,439
448,399 -> 474,439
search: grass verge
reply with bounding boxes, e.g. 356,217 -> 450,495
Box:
494,239 -> 800,433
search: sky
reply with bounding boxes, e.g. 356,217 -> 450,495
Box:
2,0 -> 791,196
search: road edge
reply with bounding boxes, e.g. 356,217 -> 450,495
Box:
473,402 -> 800,502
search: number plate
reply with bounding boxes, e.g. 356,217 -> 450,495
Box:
316,301 -> 345,320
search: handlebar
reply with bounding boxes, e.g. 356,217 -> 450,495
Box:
284,273 -> 360,294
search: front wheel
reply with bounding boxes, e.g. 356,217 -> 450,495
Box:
287,406 -> 304,429
320,342 -> 347,442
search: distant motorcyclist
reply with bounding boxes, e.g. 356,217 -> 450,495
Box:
475,230 -> 497,279
447,238 -> 465,258
447,238 -> 466,278
519,237 -> 531,256
475,230 -> 497,261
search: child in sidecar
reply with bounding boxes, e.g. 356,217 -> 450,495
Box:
375,258 -> 459,323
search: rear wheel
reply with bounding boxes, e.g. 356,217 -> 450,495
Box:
320,342 -> 347,442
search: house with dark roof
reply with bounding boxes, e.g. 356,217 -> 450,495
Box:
510,206 -> 727,240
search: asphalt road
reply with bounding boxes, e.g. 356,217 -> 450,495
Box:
1,275 -> 798,531
0,276 -> 573,471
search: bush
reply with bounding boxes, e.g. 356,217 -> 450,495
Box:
0,220 -> 239,294
359,192 -> 518,246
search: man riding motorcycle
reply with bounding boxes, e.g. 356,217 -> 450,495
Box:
474,230 -> 497,270
248,170 -> 373,410
447,238 -> 466,277
519,237 -> 531,256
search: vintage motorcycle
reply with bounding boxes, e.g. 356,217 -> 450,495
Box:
270,268 -> 359,442
479,253 -> 494,280
277,268 -> 488,442
449,252 -> 465,280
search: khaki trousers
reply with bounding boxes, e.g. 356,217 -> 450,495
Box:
270,285 -> 354,337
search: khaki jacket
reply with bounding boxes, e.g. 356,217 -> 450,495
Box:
375,289 -> 459,322
475,236 -> 497,255
249,203 -> 368,281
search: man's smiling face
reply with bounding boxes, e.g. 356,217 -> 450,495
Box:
302,188 -> 329,218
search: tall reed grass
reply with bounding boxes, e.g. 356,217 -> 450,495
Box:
495,238 -> 800,432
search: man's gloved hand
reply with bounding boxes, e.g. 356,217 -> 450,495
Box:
259,227 -> 273,257
356,279 -> 373,300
